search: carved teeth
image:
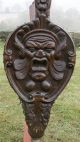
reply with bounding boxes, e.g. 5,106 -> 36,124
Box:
32,67 -> 47,72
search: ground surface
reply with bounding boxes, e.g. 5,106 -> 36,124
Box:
0,41 -> 80,142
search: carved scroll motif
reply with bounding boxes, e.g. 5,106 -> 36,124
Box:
3,0 -> 76,139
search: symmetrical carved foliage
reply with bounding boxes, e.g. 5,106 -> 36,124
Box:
22,100 -> 53,139
3,0 -> 76,140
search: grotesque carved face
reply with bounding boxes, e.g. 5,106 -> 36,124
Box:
4,25 -> 75,139
13,30 -> 64,102
24,32 -> 56,95
4,29 -> 75,103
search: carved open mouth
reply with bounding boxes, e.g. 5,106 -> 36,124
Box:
32,58 -> 48,70
31,58 -> 48,81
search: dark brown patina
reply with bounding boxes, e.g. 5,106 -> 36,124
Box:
3,0 -> 76,140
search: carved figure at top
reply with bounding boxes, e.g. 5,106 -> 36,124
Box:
35,0 -> 51,17
3,0 -> 76,139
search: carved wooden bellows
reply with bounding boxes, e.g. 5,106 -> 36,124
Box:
3,0 -> 76,140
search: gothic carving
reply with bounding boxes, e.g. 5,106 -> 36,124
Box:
35,0 -> 51,18
22,100 -> 53,139
3,0 -> 76,140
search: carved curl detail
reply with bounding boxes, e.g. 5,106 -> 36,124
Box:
4,6 -> 76,139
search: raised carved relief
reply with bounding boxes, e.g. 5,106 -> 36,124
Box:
22,100 -> 53,139
35,0 -> 51,18
3,0 -> 76,140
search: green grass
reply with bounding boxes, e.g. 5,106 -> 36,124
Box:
0,41 -> 80,142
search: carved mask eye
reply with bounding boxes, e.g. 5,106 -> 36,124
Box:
28,47 -> 35,53
26,41 -> 37,53
45,47 -> 54,53
44,41 -> 55,53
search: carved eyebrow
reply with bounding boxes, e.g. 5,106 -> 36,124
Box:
26,41 -> 38,47
42,41 -> 56,48
26,41 -> 56,49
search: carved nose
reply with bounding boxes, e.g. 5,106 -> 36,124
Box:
35,50 -> 45,58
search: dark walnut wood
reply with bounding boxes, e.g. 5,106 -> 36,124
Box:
3,0 -> 76,140
35,0 -> 51,18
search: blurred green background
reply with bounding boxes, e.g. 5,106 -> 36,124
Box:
0,40 -> 80,142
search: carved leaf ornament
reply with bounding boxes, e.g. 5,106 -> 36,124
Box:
4,0 -> 76,139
